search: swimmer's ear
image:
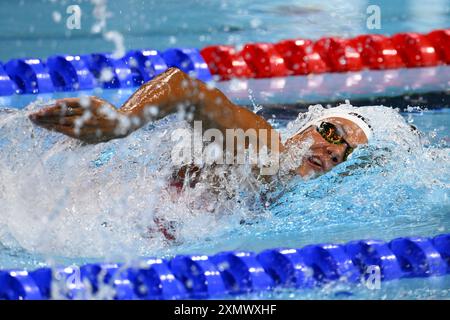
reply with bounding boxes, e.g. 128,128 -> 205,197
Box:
28,96 -> 130,144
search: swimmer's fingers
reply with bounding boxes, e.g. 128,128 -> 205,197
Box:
35,120 -> 121,143
29,100 -> 85,125
29,107 -> 83,126
29,97 -> 126,143
30,97 -> 115,119
31,110 -> 124,143
29,98 -> 117,127
51,97 -> 111,110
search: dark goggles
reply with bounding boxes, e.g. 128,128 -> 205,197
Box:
316,122 -> 354,161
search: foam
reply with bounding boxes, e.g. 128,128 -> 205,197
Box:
0,101 -> 446,264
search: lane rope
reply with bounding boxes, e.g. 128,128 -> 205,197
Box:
0,233 -> 449,299
0,29 -> 448,96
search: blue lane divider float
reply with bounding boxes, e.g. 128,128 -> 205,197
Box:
345,239 -> 403,280
257,248 -> 314,288
301,243 -> 360,284
126,258 -> 187,300
124,49 -> 168,86
210,251 -> 274,295
0,270 -> 43,300
433,234 -> 450,272
0,233 -> 449,300
81,53 -> 134,89
0,62 -> 17,95
170,255 -> 226,298
80,263 -> 135,299
389,237 -> 448,277
46,55 -> 96,91
161,48 -> 212,82
4,58 -> 54,94
0,47 -> 212,96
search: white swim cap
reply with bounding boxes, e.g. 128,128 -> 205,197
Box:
293,109 -> 373,141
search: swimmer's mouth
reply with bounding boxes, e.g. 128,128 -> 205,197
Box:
308,156 -> 323,170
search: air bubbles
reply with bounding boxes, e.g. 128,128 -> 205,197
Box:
169,36 -> 177,45
250,18 -> 262,29
52,11 -> 62,23
99,67 -> 114,82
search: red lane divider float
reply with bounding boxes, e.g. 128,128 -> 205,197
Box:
201,28 -> 450,80
274,39 -> 328,75
349,34 -> 405,70
241,43 -> 288,78
391,33 -> 439,67
314,37 -> 363,72
199,45 -> 253,80
427,29 -> 450,63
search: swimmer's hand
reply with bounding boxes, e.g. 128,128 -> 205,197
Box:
29,97 -> 132,143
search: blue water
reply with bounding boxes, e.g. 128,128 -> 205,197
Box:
0,101 -> 448,299
0,0 -> 449,299
0,0 -> 449,61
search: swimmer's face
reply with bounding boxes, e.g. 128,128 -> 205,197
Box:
284,117 -> 369,177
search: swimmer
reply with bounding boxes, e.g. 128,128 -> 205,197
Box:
29,67 -> 370,179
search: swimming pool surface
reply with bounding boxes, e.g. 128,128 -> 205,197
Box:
0,99 -> 448,299
0,0 -> 449,300
0,0 -> 449,61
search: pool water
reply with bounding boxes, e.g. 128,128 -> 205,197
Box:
0,99 -> 448,299
0,0 -> 449,61
238,275 -> 450,299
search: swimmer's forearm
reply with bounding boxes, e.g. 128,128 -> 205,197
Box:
118,67 -> 232,127
28,68 -> 279,146
118,68 -> 188,120
118,68 -> 276,136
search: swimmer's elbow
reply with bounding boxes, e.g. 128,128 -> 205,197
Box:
162,67 -> 190,82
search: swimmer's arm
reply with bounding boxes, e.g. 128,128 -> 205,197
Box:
120,68 -> 275,133
120,68 -> 280,149
29,68 -> 279,147
29,96 -> 123,143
